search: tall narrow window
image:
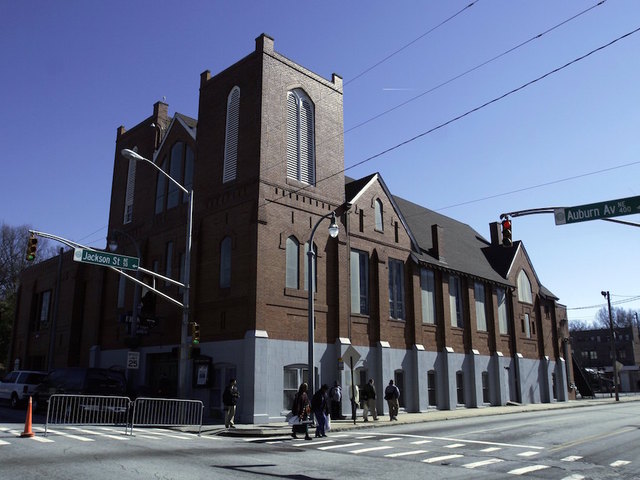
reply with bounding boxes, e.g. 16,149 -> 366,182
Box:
285,236 -> 299,289
123,158 -> 136,224
482,371 -> 490,404
475,282 -> 487,331
155,157 -> 168,214
456,370 -> 465,405
388,259 -> 405,320
421,268 -> 436,324
286,89 -> 315,185
38,290 -> 52,330
220,237 -> 232,288
350,249 -> 369,315
449,275 -> 463,328
304,242 -> 317,292
167,142 -> 184,209
523,313 -> 531,338
497,287 -> 509,334
517,270 -> 533,304
375,199 -> 384,231
223,86 -> 240,183
427,370 -> 437,406
165,241 -> 173,285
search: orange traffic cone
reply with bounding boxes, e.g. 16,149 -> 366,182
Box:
20,396 -> 35,438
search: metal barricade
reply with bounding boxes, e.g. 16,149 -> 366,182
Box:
45,394 -> 132,436
129,397 -> 204,436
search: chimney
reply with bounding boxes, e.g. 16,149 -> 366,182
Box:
489,222 -> 502,246
255,33 -> 274,54
431,224 -> 445,262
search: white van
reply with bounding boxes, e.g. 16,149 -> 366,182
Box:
0,370 -> 47,408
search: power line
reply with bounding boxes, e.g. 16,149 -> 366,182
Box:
345,0 -> 607,135
259,25 -> 640,210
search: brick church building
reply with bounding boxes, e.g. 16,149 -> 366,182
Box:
12,34 -> 574,422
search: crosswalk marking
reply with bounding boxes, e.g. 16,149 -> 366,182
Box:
517,450 -> 540,457
508,465 -> 550,475
481,447 -> 501,452
445,443 -> 465,449
298,439 -> 333,447
356,435 -> 375,439
385,449 -> 428,458
123,428 -> 191,440
5,429 -> 54,442
423,454 -> 464,464
380,437 -> 402,442
318,442 -> 362,450
610,460 -> 631,467
67,426 -> 128,441
0,439 -> 10,445
34,427 -> 94,442
562,455 -> 582,462
463,458 -> 504,469
411,439 -> 431,445
350,445 -> 394,454
560,475 -> 585,480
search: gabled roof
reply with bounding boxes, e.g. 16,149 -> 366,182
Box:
152,112 -> 197,162
346,174 -> 511,285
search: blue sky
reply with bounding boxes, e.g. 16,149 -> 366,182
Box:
2,1 -> 639,325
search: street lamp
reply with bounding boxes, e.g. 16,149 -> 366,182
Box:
121,148 -> 194,399
307,211 -> 339,397
601,290 -> 619,402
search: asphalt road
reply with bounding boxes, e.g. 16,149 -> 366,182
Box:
0,401 -> 638,479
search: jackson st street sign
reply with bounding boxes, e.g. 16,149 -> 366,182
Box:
554,195 -> 640,225
73,248 -> 140,271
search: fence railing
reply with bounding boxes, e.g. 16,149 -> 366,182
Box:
129,397 -> 204,436
44,395 -> 204,437
45,394 -> 131,436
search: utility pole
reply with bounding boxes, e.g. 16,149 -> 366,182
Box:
601,291 -> 619,401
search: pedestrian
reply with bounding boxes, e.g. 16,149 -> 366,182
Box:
349,383 -> 359,424
311,384 -> 330,437
222,378 -> 240,428
384,379 -> 400,421
290,382 -> 312,440
362,378 -> 378,422
329,381 -> 343,420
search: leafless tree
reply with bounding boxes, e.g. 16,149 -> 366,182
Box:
595,306 -> 639,329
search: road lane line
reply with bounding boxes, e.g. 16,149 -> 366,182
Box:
67,427 -> 128,441
610,460 -> 631,467
561,456 -> 582,462
423,454 -> 464,464
464,458 -> 504,469
561,475 -> 585,480
35,427 -> 94,442
411,440 -> 431,445
517,450 -> 540,457
445,443 -> 465,449
318,442 -> 363,450
481,447 -> 501,452
350,446 -> 394,454
508,465 -> 550,475
380,437 -> 402,442
385,450 -> 428,458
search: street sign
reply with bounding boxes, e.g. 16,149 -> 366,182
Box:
554,195 -> 640,225
73,248 -> 139,271
127,351 -> 140,370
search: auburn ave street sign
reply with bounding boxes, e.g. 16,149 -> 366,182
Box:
554,195 -> 640,225
73,248 -> 139,271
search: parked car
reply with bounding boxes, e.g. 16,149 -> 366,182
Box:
32,367 -> 128,412
0,370 -> 47,408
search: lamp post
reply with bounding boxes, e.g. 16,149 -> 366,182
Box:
601,290 -> 619,402
122,148 -> 194,399
108,229 -> 142,343
307,211 -> 339,396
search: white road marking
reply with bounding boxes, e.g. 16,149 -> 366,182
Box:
318,442 -> 363,450
380,437 -> 402,442
561,455 -> 582,462
385,450 -> 428,458
350,446 -> 394,454
508,465 -> 550,475
411,439 -> 431,445
34,427 -> 94,442
610,460 -> 631,467
298,440 -> 333,446
423,454 -> 464,464
356,435 -> 375,439
517,450 -> 540,457
445,443 -> 465,449
0,440 -> 9,446
464,458 -> 504,469
481,447 -> 501,452
67,426 -> 128,441
560,475 -> 585,480
6,429 -> 54,442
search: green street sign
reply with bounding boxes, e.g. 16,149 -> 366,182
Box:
554,195 -> 640,225
73,248 -> 139,271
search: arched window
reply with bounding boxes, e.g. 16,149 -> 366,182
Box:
517,270 -> 533,304
286,89 -> 315,185
155,156 -> 167,214
220,236 -> 232,288
374,199 -> 383,231
285,236 -> 299,289
223,86 -> 240,183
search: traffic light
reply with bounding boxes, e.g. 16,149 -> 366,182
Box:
501,218 -> 512,247
26,234 -> 38,261
191,322 -> 200,344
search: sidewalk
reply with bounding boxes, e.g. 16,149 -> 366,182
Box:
195,394 -> 640,437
